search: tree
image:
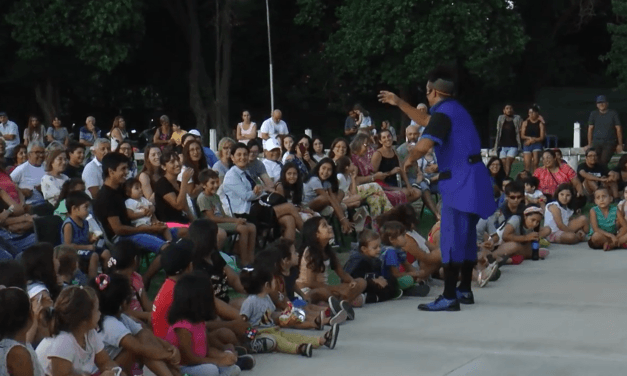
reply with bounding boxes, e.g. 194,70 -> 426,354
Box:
162,0 -> 234,139
296,0 -> 529,92
5,0 -> 144,124
605,0 -> 627,88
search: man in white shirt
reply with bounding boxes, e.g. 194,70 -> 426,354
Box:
0,111 -> 21,160
10,141 -> 46,205
260,109 -> 289,149
82,138 -> 111,198
409,103 -> 428,137
262,138 -> 283,182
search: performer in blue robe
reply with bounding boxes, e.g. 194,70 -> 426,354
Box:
378,66 -> 496,311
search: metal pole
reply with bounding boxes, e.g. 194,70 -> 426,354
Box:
265,0 -> 274,113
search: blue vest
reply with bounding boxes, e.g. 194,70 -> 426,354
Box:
61,217 -> 90,245
429,99 -> 496,218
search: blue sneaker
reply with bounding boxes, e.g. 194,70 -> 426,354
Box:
417,295 -> 460,311
456,289 -> 475,305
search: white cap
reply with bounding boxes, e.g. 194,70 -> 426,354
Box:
264,138 -> 281,151
188,129 -> 201,137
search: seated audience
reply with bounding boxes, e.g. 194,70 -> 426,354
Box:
212,137 -> 235,181
7,144 -> 28,174
138,144 -> 162,202
154,149 -> 194,226
197,169 -> 256,265
312,136 -> 326,162
523,176 -> 546,210
10,141 -> 46,206
534,149 -> 584,198
577,149 -> 619,198
79,116 -> 101,147
178,139 -> 209,201
487,156 -> 507,200
115,140 -> 137,179
124,178 -> 173,241
588,187 -> 627,250
187,129 -> 219,167
109,116 -> 129,151
0,188 -> 35,259
493,205 -> 551,262
545,184 -> 589,244
46,116 -> 69,146
263,138 -> 283,182
23,116 -> 46,147
54,178 -> 85,219
82,138 -> 111,198
41,149 -> 69,206
64,142 -> 86,179
328,138 -> 350,165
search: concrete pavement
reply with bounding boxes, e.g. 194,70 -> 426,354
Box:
253,244 -> 627,375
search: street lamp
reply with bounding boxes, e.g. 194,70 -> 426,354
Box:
265,0 -> 274,114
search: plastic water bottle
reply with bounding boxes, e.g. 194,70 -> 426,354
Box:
531,240 -> 540,261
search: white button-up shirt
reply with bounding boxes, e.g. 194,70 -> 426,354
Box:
82,158 -> 103,197
0,120 -> 20,157
222,166 -> 260,214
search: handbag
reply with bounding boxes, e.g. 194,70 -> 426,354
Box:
258,192 -> 287,207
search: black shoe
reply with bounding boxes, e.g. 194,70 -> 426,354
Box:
324,324 -> 340,349
234,346 -> 248,356
299,343 -> 313,357
456,289 -> 475,304
236,354 -> 255,370
404,282 -> 430,297
328,296 -> 342,316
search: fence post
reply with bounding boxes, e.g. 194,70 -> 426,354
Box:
573,122 -> 581,148
210,129 -> 217,152
305,129 -> 312,138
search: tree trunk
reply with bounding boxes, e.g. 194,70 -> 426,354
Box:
34,77 -> 59,126
211,0 -> 233,139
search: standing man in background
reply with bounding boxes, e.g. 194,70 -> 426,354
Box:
587,95 -> 622,168
260,109 -> 289,150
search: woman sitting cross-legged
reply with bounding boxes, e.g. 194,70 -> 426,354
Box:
492,205 -> 551,262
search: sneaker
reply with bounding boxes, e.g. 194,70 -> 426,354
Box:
236,354 -> 255,371
329,310 -> 348,326
352,293 -> 366,307
456,289 -> 475,304
221,365 -> 241,376
340,300 -> 355,320
417,295 -> 461,312
299,343 -> 313,357
324,324 -> 340,349
328,296 -> 342,316
234,346 -> 248,356
249,335 -> 276,354
404,282 -> 430,297
393,289 -> 404,300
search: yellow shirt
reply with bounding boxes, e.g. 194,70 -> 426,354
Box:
171,130 -> 187,145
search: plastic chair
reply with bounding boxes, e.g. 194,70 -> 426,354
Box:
33,215 -> 64,246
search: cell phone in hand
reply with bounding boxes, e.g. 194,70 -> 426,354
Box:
298,143 -> 307,155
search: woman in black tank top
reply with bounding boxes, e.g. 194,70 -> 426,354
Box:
521,104 -> 545,174
371,129 -> 421,202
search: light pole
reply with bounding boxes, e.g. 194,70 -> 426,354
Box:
265,0 -> 274,114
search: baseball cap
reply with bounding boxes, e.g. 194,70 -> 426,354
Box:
0,112 -> 7,117
596,95 -> 607,103
188,129 -> 201,137
161,239 -> 194,276
264,137 -> 281,151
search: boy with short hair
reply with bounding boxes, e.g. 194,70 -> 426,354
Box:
60,191 -> 110,278
379,221 -> 429,297
64,142 -> 86,179
524,176 -> 546,210
53,245 -> 88,287
197,168 -> 256,265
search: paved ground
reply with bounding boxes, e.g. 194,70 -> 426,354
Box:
253,244 -> 627,376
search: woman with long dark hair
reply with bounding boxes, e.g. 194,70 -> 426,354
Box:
23,116 -> 46,147
520,104 -> 545,173
179,139 -> 209,199
138,144 -> 162,202
109,116 -> 129,151
487,156 -> 507,199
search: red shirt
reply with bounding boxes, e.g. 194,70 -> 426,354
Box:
534,164 -> 576,196
152,278 -> 176,339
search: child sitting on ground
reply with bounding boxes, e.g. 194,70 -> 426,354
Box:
343,229 -> 400,302
0,286 -> 46,376
61,191 -> 110,278
295,217 -> 367,320
257,239 -> 347,329
53,245 -> 88,287
124,178 -> 173,242
166,272 -> 253,374
545,184 -> 589,244
90,273 -> 181,376
197,169 -> 256,266
617,186 -> 627,217
494,205 -> 551,262
588,187 -> 627,250
240,266 -> 340,358
107,240 -> 153,324
524,176 -> 546,210
378,221 -> 429,297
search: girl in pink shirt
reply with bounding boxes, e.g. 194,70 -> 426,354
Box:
166,273 -> 245,376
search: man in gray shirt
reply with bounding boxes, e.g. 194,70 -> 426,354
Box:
587,95 -> 622,167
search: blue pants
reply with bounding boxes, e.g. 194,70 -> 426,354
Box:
440,204 -> 480,264
115,228 -> 178,254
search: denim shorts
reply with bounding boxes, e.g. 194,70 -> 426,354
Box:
499,147 -> 518,158
115,228 -> 178,254
523,142 -> 543,153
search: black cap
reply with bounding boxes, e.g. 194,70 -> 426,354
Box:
161,239 -> 194,276
0,112 -> 6,117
